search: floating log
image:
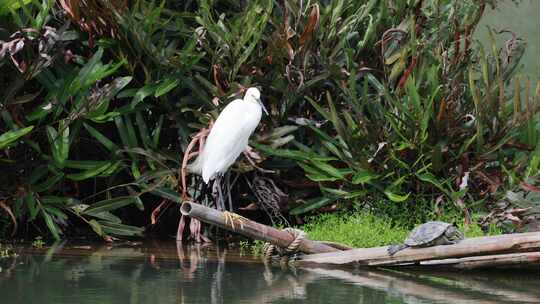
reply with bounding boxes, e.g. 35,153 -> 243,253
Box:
180,202 -> 340,254
295,232 -> 540,267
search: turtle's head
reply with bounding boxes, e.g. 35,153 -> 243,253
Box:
244,87 -> 268,115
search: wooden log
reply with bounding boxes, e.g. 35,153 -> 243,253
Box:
419,251 -> 540,270
295,232 -> 540,266
180,202 -> 340,254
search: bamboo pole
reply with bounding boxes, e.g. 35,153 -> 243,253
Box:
295,232 -> 540,266
180,202 -> 340,254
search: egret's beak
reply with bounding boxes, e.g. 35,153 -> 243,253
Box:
258,99 -> 269,116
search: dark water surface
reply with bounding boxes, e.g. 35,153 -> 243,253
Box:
0,242 -> 539,304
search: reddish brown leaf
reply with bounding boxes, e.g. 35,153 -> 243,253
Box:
239,203 -> 259,211
299,4 -> 320,46
150,200 -> 169,225
180,125 -> 211,199
475,170 -> 502,193
397,57 -> 417,88
177,214 -> 186,241
520,181 -> 540,193
0,200 -> 17,237
212,64 -> 229,95
436,98 -> 447,125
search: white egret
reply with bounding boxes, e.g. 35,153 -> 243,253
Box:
192,87 -> 267,184
190,87 -> 267,226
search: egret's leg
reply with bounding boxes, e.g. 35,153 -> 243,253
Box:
225,171 -> 233,212
213,174 -> 226,212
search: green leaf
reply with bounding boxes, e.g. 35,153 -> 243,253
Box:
32,172 -> 64,192
87,76 -> 133,118
41,196 -> 79,206
253,143 -> 312,161
99,221 -> 144,236
66,161 -> 115,181
0,126 -> 34,149
83,196 -> 138,215
299,163 -> 341,182
89,220 -> 103,236
154,78 -> 180,97
26,193 -> 38,221
132,84 -> 156,107
114,116 -> 133,148
405,77 -> 421,114
306,96 -> 331,121
306,174 -> 342,182
310,160 -> 345,179
99,161 -> 122,176
44,206 -> 68,221
42,210 -> 61,240
351,169 -> 378,184
83,123 -> 119,152
149,187 -> 182,203
152,115 -> 164,148
28,165 -> 48,184
343,190 -> 367,199
64,160 -> 111,170
135,111 -> 152,149
321,187 -> 350,197
416,172 -> 449,195
46,123 -> 69,166
124,115 -> 139,148
90,211 -> 122,224
384,189 -> 410,202
290,197 -> 337,215
0,0 -> 32,16
127,186 -> 144,211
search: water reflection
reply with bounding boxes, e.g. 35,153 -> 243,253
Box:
1,242 -> 539,304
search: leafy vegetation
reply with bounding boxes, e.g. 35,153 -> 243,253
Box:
1,0 -> 539,241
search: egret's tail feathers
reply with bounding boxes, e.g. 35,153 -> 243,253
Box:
202,170 -> 212,184
186,155 -> 213,184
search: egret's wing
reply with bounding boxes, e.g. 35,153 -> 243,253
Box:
201,99 -> 261,183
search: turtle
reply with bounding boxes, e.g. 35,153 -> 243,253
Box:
387,221 -> 464,256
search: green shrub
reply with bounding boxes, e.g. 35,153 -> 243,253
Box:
0,0 -> 537,240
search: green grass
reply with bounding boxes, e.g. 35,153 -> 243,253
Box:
302,212 -> 409,248
301,211 -> 502,249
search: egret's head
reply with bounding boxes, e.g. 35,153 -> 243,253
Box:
245,87 -> 268,115
245,87 -> 261,100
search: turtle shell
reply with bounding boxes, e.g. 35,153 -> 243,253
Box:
404,221 -> 452,247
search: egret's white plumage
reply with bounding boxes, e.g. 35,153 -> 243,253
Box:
194,87 -> 264,183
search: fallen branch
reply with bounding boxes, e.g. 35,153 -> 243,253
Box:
180,201 -> 341,254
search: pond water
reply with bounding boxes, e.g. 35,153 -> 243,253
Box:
1,242 -> 539,304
